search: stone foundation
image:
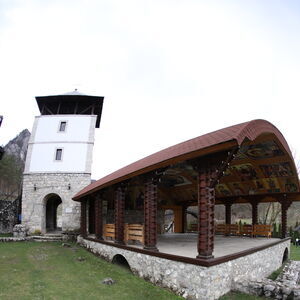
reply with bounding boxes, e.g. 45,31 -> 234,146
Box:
234,260 -> 300,299
22,173 -> 91,234
77,236 -> 290,300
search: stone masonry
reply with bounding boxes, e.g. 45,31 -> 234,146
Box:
22,173 -> 90,234
78,237 -> 290,300
234,260 -> 300,299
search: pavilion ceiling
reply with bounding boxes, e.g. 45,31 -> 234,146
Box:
156,133 -> 300,205
73,120 -> 300,204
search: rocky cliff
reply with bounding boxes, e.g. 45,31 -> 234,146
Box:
4,129 -> 31,165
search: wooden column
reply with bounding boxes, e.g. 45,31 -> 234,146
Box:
144,178 -> 158,251
251,200 -> 258,225
115,186 -> 125,244
197,168 -> 215,259
280,199 -> 292,239
225,203 -> 232,225
80,201 -> 87,237
88,199 -> 96,234
95,195 -> 103,240
182,205 -> 187,233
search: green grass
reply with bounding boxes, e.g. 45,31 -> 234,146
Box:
268,263 -> 285,280
290,244 -> 300,261
0,242 -> 182,300
2,242 -> 297,300
0,233 -> 13,237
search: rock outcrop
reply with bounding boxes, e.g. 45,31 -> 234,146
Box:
3,129 -> 30,165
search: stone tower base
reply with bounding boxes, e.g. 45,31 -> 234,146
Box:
22,173 -> 91,234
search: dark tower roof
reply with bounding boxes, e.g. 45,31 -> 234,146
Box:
35,90 -> 104,128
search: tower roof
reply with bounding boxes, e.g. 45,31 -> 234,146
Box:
35,90 -> 104,128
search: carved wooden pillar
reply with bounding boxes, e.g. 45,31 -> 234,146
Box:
197,168 -> 215,259
80,200 -> 87,237
182,205 -> 188,233
225,203 -> 232,225
251,200 -> 258,225
95,195 -> 103,240
280,199 -> 292,239
115,186 -> 125,244
144,177 -> 158,251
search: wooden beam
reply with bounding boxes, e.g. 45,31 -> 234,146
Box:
79,105 -> 93,114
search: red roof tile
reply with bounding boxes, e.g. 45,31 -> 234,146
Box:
73,119 -> 293,200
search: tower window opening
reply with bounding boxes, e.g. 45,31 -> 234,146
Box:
59,121 -> 67,132
55,148 -> 63,161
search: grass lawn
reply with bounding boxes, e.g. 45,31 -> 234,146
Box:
290,244 -> 300,260
0,242 -> 182,300
1,241 -> 297,300
0,233 -> 13,237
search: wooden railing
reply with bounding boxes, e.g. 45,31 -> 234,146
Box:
125,224 -> 144,244
215,224 -> 272,238
238,224 -> 253,237
215,224 -> 227,235
103,223 -> 115,240
253,224 -> 272,238
103,223 -> 145,244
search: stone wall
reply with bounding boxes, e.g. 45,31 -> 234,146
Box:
0,199 -> 20,233
22,173 -> 90,234
78,237 -> 290,300
234,260 -> 300,299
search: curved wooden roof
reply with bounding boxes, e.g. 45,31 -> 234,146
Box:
73,119 -> 296,200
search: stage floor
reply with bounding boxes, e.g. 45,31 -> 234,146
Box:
126,233 -> 281,258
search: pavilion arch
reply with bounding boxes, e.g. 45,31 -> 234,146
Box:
43,193 -> 62,233
74,119 -> 300,259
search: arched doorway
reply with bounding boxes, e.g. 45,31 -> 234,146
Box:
45,194 -> 62,232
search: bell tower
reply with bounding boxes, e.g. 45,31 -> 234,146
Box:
22,90 -> 104,234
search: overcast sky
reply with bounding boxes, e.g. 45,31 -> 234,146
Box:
1,0 -> 300,180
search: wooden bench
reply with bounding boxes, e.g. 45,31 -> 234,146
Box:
253,224 -> 272,238
215,224 -> 227,235
226,224 -> 239,235
239,224 -> 253,237
103,223 -> 115,240
188,223 -> 198,232
125,224 -> 144,244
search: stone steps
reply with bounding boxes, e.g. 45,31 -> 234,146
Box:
31,234 -> 63,242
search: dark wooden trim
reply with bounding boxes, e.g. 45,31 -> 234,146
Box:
218,192 -> 300,203
115,186 -> 125,245
82,236 -> 291,267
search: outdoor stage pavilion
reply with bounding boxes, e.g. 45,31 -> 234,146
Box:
73,119 -> 300,265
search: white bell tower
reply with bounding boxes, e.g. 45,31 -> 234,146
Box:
21,90 -> 104,234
